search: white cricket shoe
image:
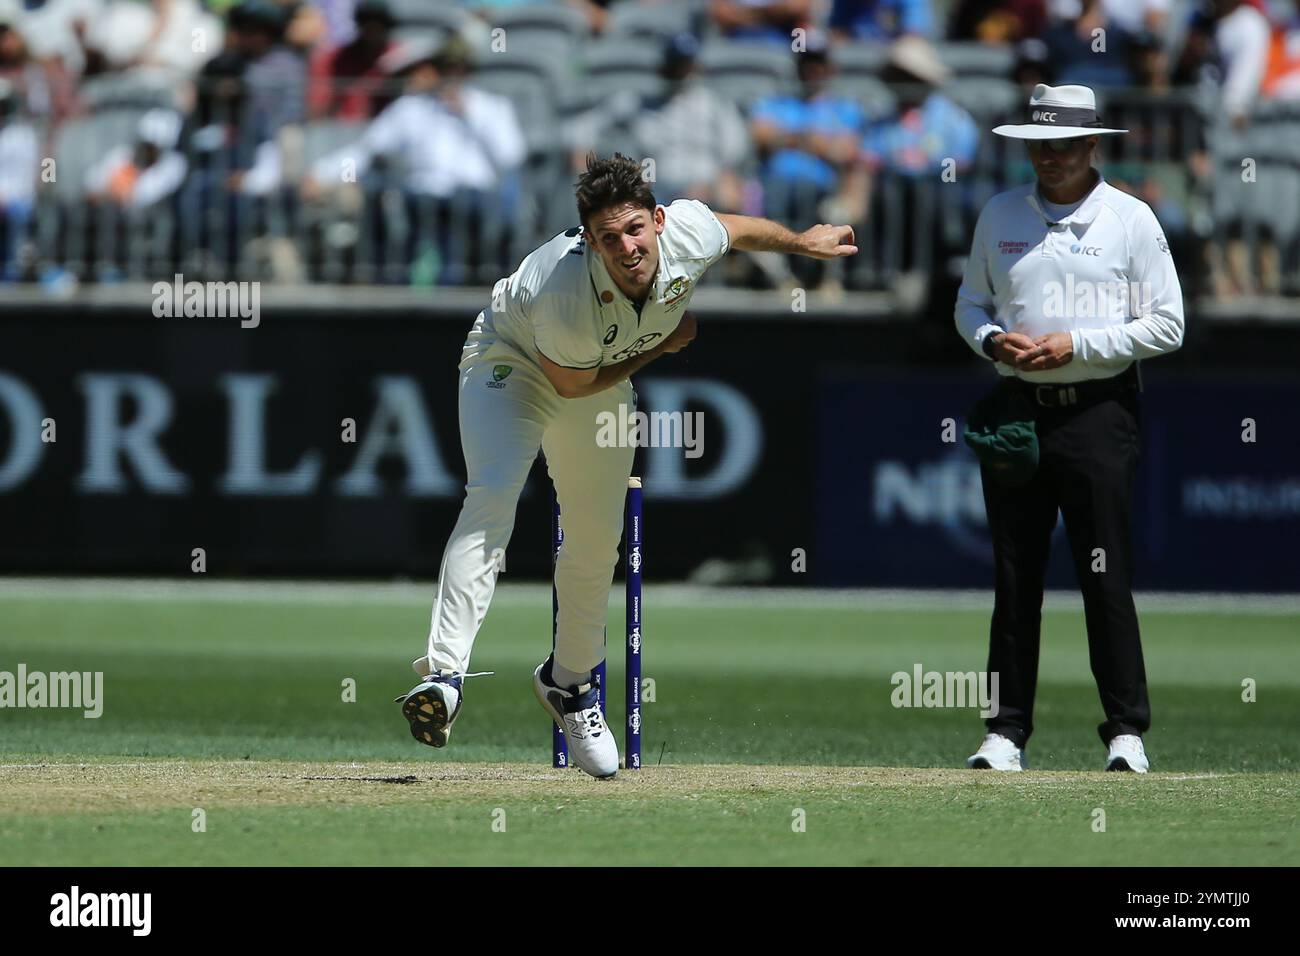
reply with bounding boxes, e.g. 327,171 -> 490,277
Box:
966,732 -> 1025,771
533,657 -> 619,779
1105,734 -> 1149,773
396,674 -> 462,748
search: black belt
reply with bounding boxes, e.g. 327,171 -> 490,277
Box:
1011,364 -> 1141,409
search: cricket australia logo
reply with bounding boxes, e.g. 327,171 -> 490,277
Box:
663,276 -> 690,312
487,365 -> 512,389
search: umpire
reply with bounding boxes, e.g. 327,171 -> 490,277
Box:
954,85 -> 1184,773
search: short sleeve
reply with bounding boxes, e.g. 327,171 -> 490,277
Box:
533,295 -> 602,369
663,199 -> 730,268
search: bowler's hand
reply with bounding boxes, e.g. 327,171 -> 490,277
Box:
800,223 -> 858,259
660,311 -> 696,354
989,331 -> 1038,365
1016,332 -> 1074,371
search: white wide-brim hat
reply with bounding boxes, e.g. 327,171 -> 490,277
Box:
993,83 -> 1128,139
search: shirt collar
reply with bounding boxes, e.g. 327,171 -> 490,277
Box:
1026,171 -> 1108,227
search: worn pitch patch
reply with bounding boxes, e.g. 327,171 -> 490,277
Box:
0,759 -> 1266,816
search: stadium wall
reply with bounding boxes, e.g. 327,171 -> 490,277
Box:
2,304 -> 1298,590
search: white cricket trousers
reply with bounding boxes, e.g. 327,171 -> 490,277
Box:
415,337 -> 635,680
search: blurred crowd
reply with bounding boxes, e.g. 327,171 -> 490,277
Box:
1,0 -> 1298,299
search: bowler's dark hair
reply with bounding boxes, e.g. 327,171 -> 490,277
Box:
574,153 -> 656,230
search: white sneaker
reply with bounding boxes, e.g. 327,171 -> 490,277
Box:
966,732 -> 1025,771
533,658 -> 619,779
396,675 -> 462,748
1105,734 -> 1149,773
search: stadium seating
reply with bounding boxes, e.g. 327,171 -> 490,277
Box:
487,4 -> 591,54
826,74 -> 896,120
578,39 -> 667,101
932,42 -> 1016,78
606,1 -> 701,41
473,63 -> 563,155
78,73 -> 178,111
698,40 -> 797,105
943,77 -> 1021,124
387,0 -> 472,33
830,41 -> 892,79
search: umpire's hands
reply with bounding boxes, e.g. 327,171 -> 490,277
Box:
988,332 -> 1038,365
1016,332 -> 1075,371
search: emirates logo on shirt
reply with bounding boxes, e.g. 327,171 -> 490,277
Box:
998,240 -> 1030,255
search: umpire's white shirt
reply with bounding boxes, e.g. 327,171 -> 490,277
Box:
465,198 -> 729,370
955,174 -> 1184,383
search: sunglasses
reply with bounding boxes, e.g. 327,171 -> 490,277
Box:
1027,137 -> 1090,154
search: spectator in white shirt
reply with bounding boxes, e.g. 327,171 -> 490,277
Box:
307,34 -> 524,200
303,33 -> 525,283
0,75 -> 37,280
1177,0 -> 1272,128
568,33 -> 751,213
85,108 -> 187,209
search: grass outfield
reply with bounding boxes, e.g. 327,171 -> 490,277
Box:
1,580 -> 1297,866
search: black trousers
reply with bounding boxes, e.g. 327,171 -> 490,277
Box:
980,373 -> 1150,748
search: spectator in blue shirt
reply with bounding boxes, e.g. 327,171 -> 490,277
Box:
750,31 -> 864,222
834,36 -> 980,293
828,0 -> 935,41
749,30 -> 864,289
859,38 -> 977,177
830,35 -> 977,228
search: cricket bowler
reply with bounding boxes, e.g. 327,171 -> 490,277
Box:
398,153 -> 857,778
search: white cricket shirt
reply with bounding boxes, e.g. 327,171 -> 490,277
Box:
955,174 -> 1185,383
465,199 -> 730,369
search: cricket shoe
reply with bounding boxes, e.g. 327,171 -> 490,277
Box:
396,674 -> 463,748
1105,734 -> 1149,773
532,657 -> 618,779
966,732 -> 1025,771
